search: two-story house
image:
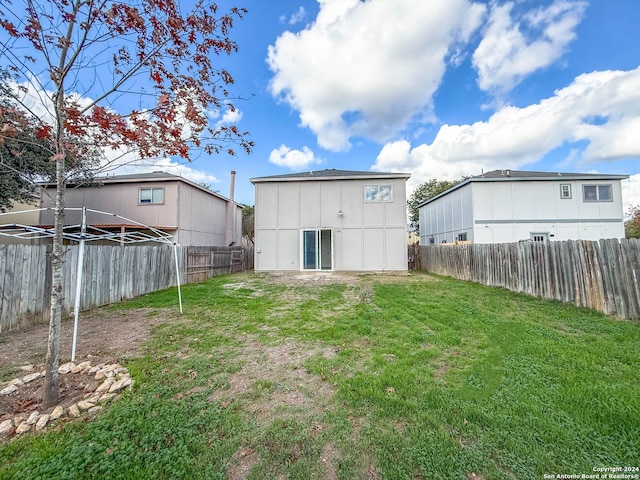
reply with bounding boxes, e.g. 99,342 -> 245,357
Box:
38,171 -> 242,246
250,169 -> 410,271
418,169 -> 629,245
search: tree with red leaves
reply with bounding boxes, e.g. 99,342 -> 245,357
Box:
626,205 -> 640,239
0,0 -> 252,407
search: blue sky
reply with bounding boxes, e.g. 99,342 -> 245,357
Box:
213,0 -> 640,208
3,0 -> 640,209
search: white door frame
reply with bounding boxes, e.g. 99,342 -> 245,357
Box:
300,228 -> 333,271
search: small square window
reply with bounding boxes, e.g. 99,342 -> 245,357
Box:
364,185 -> 393,202
139,187 -> 164,204
560,184 -> 571,199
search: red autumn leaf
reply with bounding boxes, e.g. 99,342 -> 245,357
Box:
0,20 -> 19,36
35,125 -> 52,138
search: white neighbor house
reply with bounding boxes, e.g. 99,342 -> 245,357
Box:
251,169 -> 411,271
418,169 -> 629,245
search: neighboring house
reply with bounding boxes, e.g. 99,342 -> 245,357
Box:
38,171 -> 242,246
250,169 -> 410,272
418,169 -> 629,245
0,199 -> 42,244
0,199 -> 40,225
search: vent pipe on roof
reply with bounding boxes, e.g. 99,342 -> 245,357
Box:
229,170 -> 236,201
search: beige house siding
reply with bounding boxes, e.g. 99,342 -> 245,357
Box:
252,170 -> 410,272
38,173 -> 240,246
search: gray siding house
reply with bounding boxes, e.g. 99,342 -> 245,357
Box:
39,172 -> 242,246
418,169 -> 629,245
251,169 -> 410,272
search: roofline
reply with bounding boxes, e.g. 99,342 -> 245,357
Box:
40,173 -> 241,205
417,172 -> 630,208
250,172 -> 411,183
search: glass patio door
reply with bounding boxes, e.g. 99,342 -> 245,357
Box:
302,229 -> 332,270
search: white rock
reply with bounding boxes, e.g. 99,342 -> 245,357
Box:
95,377 -> 115,394
98,392 -> 116,403
58,362 -> 76,375
68,404 -> 81,418
26,411 -> 40,425
19,364 -> 35,372
9,378 -> 25,387
77,400 -> 94,411
0,419 -> 14,437
13,414 -> 26,425
0,384 -> 18,395
84,393 -> 100,404
35,414 -> 50,431
88,406 -> 102,415
15,422 -> 32,435
22,372 -> 42,384
50,406 -> 64,420
109,378 -> 132,393
94,371 -> 106,381
77,361 -> 92,370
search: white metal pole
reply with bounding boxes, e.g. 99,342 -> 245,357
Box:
71,207 -> 87,361
173,243 -> 183,314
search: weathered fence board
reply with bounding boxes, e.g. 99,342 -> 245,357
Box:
0,244 -> 254,332
420,239 -> 640,320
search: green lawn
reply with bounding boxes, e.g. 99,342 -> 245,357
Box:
1,272 -> 638,480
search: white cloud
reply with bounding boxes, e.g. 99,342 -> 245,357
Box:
473,0 -> 587,96
215,107 -> 242,126
267,0 -> 486,152
269,144 -> 319,169
282,6 -> 307,25
373,67 -> 640,204
622,175 -> 640,213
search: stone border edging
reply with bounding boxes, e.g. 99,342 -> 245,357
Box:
0,361 -> 133,440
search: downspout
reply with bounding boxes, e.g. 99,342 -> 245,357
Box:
225,171 -> 236,245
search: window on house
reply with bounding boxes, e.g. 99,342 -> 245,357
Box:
531,232 -> 549,242
139,187 -> 164,204
583,184 -> 612,202
364,185 -> 393,202
457,232 -> 467,241
560,184 -> 571,199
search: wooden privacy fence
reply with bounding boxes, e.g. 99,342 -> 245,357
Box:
419,238 -> 640,320
0,244 -> 253,332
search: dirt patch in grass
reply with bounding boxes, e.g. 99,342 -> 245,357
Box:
226,446 -> 262,480
209,339 -> 338,424
264,272 -> 362,287
0,308 -> 177,375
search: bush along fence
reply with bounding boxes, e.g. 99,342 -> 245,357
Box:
419,238 -> 640,320
0,244 -> 253,332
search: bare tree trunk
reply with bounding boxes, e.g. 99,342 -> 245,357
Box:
43,156 -> 65,408
43,70 -> 68,407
